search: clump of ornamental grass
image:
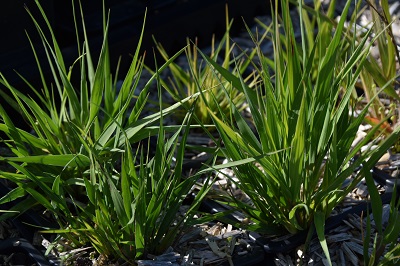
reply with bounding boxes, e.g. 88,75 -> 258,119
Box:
0,0 -> 214,263
146,5 -> 258,127
197,0 -> 400,264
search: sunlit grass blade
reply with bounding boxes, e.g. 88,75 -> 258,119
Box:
0,154 -> 90,168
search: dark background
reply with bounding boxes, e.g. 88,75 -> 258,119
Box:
0,0 -> 270,90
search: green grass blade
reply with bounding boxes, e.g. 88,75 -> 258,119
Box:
364,168 -> 383,234
1,154 -> 90,168
315,212 -> 332,265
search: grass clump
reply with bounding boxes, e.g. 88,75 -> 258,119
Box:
147,5 -> 258,127
199,0 -> 400,263
0,0 -> 213,263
